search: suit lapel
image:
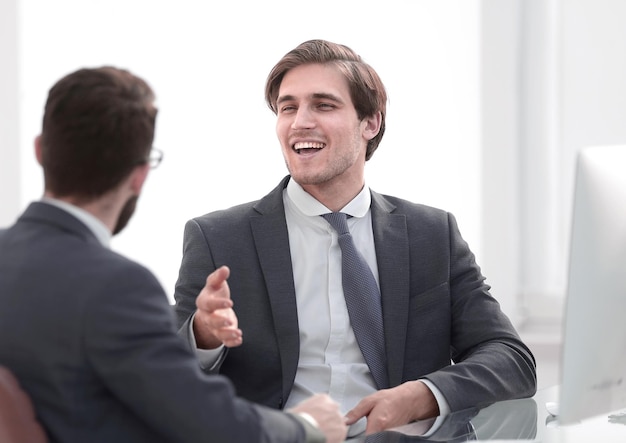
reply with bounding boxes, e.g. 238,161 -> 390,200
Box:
371,191 -> 410,387
250,177 -> 300,402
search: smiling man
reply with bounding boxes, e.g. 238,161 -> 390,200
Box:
173,39 -> 537,438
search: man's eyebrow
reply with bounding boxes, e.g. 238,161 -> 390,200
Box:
276,94 -> 296,106
311,92 -> 343,103
276,92 -> 344,106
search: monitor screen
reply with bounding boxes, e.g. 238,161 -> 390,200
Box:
559,144 -> 626,424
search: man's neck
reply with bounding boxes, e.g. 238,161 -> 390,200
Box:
41,196 -> 112,247
43,191 -> 118,234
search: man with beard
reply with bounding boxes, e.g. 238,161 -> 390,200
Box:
0,67 -> 347,443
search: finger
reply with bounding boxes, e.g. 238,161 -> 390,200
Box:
223,334 -> 243,348
365,420 -> 380,435
201,300 -> 238,325
197,296 -> 233,313
197,266 -> 232,312
364,403 -> 399,435
344,400 -> 373,425
216,326 -> 243,347
344,411 -> 361,426
195,310 -> 242,345
206,266 -> 230,292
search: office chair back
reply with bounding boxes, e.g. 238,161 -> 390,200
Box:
0,365 -> 48,443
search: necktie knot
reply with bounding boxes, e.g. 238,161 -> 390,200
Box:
322,212 -> 349,235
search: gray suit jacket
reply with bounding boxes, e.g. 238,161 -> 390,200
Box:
0,202 -> 313,443
174,176 -> 536,412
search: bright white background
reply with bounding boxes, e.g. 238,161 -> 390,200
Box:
11,1 -> 482,302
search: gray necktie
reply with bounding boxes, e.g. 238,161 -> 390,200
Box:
322,212 -> 389,389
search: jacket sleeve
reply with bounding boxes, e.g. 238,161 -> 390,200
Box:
173,218 -> 219,347
422,212 -> 537,411
84,260 -> 308,443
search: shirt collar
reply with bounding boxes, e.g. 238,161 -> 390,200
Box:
41,197 -> 112,247
286,178 -> 371,217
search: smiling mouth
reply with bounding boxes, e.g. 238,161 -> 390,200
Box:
293,141 -> 325,154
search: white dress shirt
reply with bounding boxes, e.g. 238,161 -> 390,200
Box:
282,180 -> 378,436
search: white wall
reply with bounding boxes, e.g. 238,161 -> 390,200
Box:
12,1 -> 485,305
480,0 -> 523,325
521,0 -> 626,321
0,0 -> 20,227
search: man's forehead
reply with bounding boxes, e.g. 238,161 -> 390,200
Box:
278,64 -> 350,100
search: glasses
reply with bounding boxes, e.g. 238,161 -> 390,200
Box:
134,148 -> 163,169
145,148 -> 164,169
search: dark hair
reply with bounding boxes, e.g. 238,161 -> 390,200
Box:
265,39 -> 387,160
40,66 -> 157,201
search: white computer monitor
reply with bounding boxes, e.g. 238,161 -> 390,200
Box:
559,144 -> 626,424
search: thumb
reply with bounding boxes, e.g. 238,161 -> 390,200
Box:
205,265 -> 231,296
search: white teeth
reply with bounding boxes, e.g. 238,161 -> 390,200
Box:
294,142 -> 325,150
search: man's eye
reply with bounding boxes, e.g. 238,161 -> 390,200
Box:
318,103 -> 334,110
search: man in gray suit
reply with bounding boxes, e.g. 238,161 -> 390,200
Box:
174,40 -> 537,438
0,66 -> 347,443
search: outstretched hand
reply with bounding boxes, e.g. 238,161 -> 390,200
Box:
192,266 -> 243,350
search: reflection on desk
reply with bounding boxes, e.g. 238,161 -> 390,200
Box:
347,397 -> 536,442
345,385 -> 626,442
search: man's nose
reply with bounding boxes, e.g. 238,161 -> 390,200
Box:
291,107 -> 315,129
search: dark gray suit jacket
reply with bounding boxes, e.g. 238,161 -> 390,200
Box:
0,202 -> 313,443
174,176 -> 536,412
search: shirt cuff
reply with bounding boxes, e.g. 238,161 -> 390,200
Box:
188,312 -> 225,370
288,412 -> 325,443
295,412 -> 319,429
418,378 -> 451,437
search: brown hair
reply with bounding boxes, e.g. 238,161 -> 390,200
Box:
265,39 -> 387,161
40,66 -> 157,201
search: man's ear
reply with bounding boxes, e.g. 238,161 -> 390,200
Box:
130,164 -> 150,195
362,111 -> 382,141
34,135 -> 43,165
